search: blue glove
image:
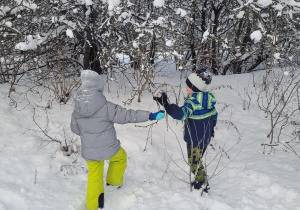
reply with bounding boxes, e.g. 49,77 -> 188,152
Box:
149,110 -> 165,121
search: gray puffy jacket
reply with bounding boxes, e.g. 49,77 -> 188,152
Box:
70,89 -> 150,161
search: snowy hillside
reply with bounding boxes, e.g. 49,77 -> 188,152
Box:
0,69 -> 299,210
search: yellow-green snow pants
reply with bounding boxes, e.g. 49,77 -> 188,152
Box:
86,147 -> 127,210
187,144 -> 206,182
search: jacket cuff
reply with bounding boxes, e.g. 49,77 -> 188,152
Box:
163,102 -> 169,108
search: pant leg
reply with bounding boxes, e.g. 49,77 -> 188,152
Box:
86,160 -> 104,210
106,147 -> 127,186
187,144 -> 206,182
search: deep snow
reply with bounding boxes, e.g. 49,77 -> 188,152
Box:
0,69 -> 299,210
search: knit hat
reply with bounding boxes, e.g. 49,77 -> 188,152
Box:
186,68 -> 212,92
80,70 -> 105,92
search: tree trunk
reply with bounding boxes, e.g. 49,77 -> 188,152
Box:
211,3 -> 223,75
149,33 -> 156,65
82,6 -> 103,74
190,0 -> 197,72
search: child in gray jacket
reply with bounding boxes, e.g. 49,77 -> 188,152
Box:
71,70 -> 164,210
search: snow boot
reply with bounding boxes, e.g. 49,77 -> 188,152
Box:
192,181 -> 210,193
98,193 -> 104,209
203,183 -> 210,193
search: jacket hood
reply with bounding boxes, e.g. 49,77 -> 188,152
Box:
81,70 -> 105,92
190,91 -> 216,110
74,89 -> 106,117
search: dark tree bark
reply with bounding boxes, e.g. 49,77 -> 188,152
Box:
211,3 -> 224,75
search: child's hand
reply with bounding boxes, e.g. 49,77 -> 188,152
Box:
149,110 -> 165,121
153,92 -> 169,107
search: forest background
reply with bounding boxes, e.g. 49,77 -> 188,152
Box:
0,0 -> 300,209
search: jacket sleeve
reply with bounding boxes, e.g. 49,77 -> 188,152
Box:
106,102 -> 150,124
165,101 -> 193,121
211,112 -> 218,137
70,112 -> 80,135
213,112 -> 218,127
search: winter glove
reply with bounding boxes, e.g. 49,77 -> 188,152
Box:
153,92 -> 169,107
149,110 -> 165,121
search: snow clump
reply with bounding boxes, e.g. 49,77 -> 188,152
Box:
250,30 -> 262,43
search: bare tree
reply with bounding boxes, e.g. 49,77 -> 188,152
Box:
257,68 -> 300,154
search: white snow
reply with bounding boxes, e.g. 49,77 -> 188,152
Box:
176,8 -> 187,17
257,0 -> 273,7
245,0 -> 254,6
66,29 -> 74,38
236,11 -> 245,18
153,0 -> 165,7
152,17 -> 166,26
15,35 -> 43,51
51,16 -> 58,23
5,21 -> 12,27
273,3 -> 285,13
202,29 -> 210,42
101,0 -> 121,11
132,41 -> 139,49
274,53 -> 281,59
166,40 -> 174,47
0,67 -> 300,210
84,0 -> 93,6
120,12 -> 129,20
250,30 -> 262,43
285,0 -> 300,7
172,50 -> 183,59
23,2 -> 37,10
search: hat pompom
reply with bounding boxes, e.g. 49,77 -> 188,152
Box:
80,70 -> 105,92
186,68 -> 212,92
196,68 -> 212,85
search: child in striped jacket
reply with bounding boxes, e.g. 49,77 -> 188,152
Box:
153,69 -> 218,192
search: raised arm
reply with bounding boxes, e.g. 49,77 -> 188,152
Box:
153,92 -> 192,121
106,102 -> 150,124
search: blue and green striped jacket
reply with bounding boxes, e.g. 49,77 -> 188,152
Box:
165,91 -> 218,148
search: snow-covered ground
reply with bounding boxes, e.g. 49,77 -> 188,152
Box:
0,69 -> 299,210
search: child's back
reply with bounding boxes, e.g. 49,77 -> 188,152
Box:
153,68 -> 218,192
